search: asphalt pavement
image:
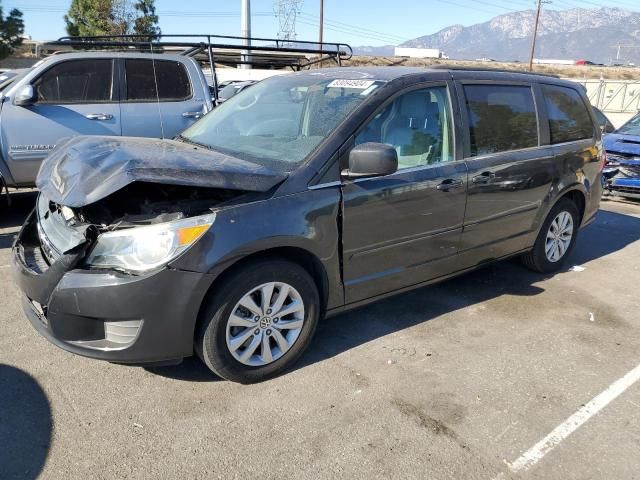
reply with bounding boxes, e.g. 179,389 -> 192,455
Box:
1,191 -> 639,480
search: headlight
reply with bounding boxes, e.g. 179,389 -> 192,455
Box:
85,213 -> 215,272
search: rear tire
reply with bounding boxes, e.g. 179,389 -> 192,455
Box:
522,198 -> 579,273
195,258 -> 320,383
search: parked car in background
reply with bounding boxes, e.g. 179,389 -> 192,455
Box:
603,112 -> 640,199
12,67 -> 602,383
0,68 -> 30,93
0,52 -> 214,188
216,80 -> 258,103
592,106 -> 615,134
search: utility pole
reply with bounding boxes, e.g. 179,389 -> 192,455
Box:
528,0 -> 543,71
240,0 -> 251,69
319,0 -> 324,49
318,0 -> 324,68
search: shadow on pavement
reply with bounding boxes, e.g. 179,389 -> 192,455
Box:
148,207 -> 640,381
145,356 -> 223,382
0,190 -> 37,230
0,364 -> 52,480
297,208 -> 640,372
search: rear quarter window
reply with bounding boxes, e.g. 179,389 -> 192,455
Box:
463,84 -> 539,157
125,59 -> 192,102
542,84 -> 594,143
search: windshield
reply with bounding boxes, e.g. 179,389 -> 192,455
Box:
180,74 -> 383,173
616,113 -> 640,136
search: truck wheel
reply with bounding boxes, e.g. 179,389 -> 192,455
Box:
195,258 -> 320,383
521,198 -> 579,273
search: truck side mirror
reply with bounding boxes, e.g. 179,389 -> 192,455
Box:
341,143 -> 398,180
14,85 -> 36,107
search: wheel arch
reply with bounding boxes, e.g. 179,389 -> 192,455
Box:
560,188 -> 586,225
194,246 -> 331,339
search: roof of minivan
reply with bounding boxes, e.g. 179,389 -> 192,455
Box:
287,66 -> 575,87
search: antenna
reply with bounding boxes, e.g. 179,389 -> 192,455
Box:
149,42 -> 166,139
273,0 -> 304,45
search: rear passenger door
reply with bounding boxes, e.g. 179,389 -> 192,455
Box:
341,84 -> 467,303
456,81 -> 555,265
119,58 -> 205,139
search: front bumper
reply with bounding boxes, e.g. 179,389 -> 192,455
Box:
606,178 -> 640,199
12,211 -> 212,364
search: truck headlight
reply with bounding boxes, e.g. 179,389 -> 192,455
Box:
85,213 -> 215,272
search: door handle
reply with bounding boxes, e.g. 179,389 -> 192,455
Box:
182,111 -> 202,119
436,178 -> 464,191
85,113 -> 113,121
471,171 -> 496,184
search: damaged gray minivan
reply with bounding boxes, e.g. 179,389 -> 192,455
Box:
13,67 -> 603,383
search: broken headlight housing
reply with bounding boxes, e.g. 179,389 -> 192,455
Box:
85,213 -> 216,272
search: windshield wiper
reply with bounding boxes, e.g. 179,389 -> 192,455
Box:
175,134 -> 211,150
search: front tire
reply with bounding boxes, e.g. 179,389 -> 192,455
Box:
522,198 -> 579,273
195,258 -> 320,383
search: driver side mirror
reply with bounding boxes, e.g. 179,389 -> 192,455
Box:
14,85 -> 36,107
341,143 -> 398,180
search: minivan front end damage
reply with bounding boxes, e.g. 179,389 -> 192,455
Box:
12,192 -> 221,364
12,135 -> 285,364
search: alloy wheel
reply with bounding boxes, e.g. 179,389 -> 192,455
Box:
225,282 -> 305,366
545,211 -> 574,262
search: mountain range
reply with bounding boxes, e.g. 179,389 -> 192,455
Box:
352,7 -> 640,64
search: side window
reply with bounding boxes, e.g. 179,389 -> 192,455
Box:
355,86 -> 454,169
542,84 -> 594,143
463,84 -> 538,156
125,59 -> 192,102
33,59 -> 113,103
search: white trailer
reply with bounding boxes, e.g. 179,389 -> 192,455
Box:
394,47 -> 443,59
533,58 -> 575,65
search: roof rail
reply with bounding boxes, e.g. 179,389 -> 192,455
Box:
48,34 -> 352,69
430,64 -> 560,78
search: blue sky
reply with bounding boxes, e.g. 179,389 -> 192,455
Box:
10,0 -> 640,46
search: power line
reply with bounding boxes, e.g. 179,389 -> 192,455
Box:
298,12 -> 406,43
296,17 -> 411,45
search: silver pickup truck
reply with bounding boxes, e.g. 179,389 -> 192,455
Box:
0,52 -> 214,188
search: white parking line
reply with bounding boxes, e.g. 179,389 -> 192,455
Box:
505,362 -> 640,474
0,264 -> 10,269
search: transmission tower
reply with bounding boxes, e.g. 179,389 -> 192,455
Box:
273,0 -> 304,43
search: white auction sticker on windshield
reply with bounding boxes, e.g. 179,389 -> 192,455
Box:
327,79 -> 376,89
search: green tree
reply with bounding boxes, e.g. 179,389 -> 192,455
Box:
65,0 -> 160,37
0,3 -> 25,59
133,0 -> 160,37
64,0 -> 115,36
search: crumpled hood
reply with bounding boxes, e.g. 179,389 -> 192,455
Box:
603,133 -> 640,157
37,136 -> 286,207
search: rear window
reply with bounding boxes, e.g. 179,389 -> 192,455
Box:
542,84 -> 594,143
125,59 -> 191,102
463,84 -> 538,156
34,59 -> 113,103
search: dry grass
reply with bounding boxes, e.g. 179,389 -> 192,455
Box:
340,56 -> 640,81
3,52 -> 638,81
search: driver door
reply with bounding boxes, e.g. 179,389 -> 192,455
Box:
1,58 -> 121,185
341,84 -> 468,303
